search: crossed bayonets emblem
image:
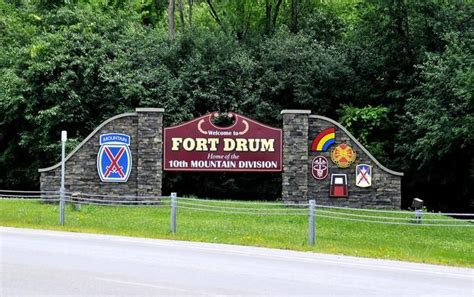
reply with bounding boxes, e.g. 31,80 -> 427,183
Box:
103,146 -> 126,178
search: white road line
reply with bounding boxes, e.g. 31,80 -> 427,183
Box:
95,277 -> 193,294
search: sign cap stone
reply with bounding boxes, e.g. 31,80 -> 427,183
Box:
280,109 -> 311,115
136,107 -> 165,113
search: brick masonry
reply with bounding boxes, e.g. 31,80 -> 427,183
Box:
282,110 -> 402,209
39,108 -> 164,201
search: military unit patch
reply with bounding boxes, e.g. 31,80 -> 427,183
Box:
330,143 -> 356,168
311,156 -> 329,180
329,174 -> 348,197
97,133 -> 132,182
310,126 -> 378,197
311,127 -> 336,152
356,164 -> 372,188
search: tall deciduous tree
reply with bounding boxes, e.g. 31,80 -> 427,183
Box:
397,34 -> 473,210
205,0 -> 222,28
264,0 -> 283,35
177,0 -> 185,29
290,0 -> 297,33
168,0 -> 175,41
1,0 -> 472,208
188,0 -> 193,28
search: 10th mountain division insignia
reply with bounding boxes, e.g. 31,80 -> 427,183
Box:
97,133 -> 132,182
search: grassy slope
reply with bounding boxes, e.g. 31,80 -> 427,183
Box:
0,200 -> 472,267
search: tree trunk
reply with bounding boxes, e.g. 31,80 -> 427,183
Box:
206,0 -> 223,28
188,0 -> 193,28
265,0 -> 272,35
272,0 -> 283,28
178,0 -> 185,29
290,0 -> 297,33
168,0 -> 176,41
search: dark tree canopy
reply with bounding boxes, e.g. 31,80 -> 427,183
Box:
0,0 -> 472,211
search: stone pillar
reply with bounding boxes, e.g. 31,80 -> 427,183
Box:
136,108 -> 164,197
281,110 -> 311,204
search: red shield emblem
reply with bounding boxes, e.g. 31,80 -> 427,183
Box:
311,156 -> 329,180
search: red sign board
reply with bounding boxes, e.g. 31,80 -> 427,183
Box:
164,112 -> 282,172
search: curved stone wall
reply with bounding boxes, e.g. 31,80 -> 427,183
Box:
282,110 -> 403,209
39,108 -> 164,199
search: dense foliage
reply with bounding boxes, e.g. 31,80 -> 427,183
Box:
0,0 -> 472,210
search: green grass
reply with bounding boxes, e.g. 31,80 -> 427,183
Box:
0,199 -> 473,267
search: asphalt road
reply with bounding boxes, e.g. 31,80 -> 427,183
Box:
0,227 -> 472,296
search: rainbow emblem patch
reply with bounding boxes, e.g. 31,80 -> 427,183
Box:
311,128 -> 336,151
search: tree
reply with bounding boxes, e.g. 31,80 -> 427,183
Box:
1,0 -> 473,208
168,0 -> 175,41
264,0 -> 283,35
290,0 -> 297,33
254,30 -> 352,121
188,0 -> 193,28
338,105 -> 389,162
0,5 -> 178,189
397,33 -> 473,210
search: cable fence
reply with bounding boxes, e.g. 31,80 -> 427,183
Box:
315,209 -> 468,222
314,203 -> 474,217
175,204 -> 308,216
1,189 -> 473,245
175,196 -> 305,206
314,213 -> 474,227
0,190 -> 60,200
64,191 -> 168,200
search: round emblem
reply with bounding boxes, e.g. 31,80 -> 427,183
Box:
311,156 -> 329,180
331,143 -> 356,168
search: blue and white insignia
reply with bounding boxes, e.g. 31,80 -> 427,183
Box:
356,164 -> 372,188
97,133 -> 132,182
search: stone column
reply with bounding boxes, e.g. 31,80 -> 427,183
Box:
136,108 -> 164,197
281,110 -> 311,204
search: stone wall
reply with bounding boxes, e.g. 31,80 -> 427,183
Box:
39,108 -> 164,200
136,108 -> 163,197
40,107 -> 401,208
281,110 -> 310,204
282,110 -> 402,209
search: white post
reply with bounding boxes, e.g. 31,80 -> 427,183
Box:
415,209 -> 423,224
72,192 -> 81,211
170,192 -> 177,233
309,200 -> 315,246
59,130 -> 67,225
